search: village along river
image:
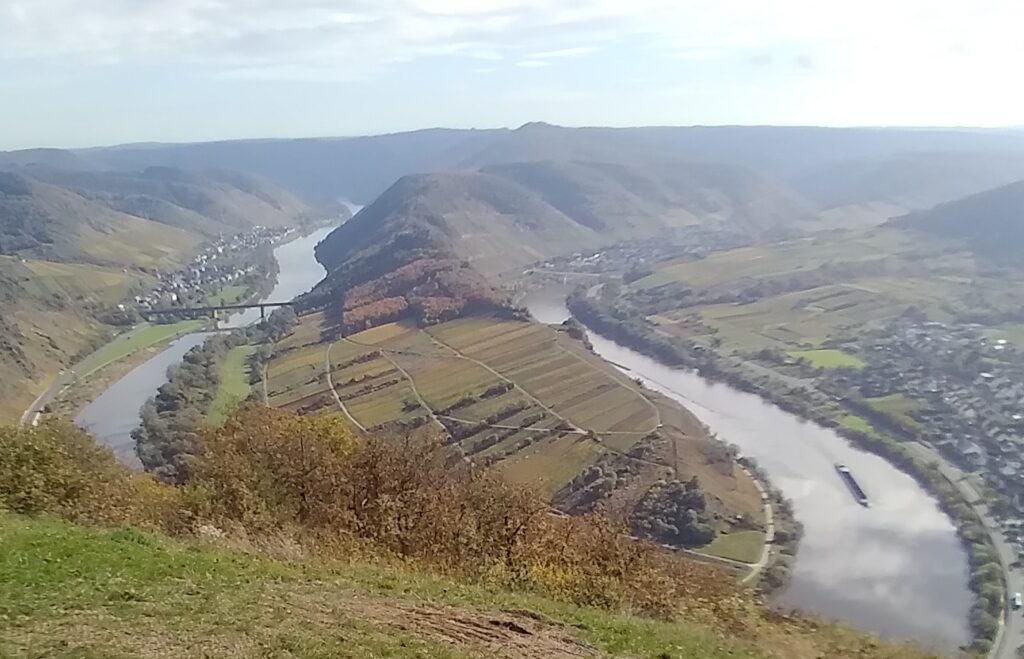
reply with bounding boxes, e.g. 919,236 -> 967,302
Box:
524,292 -> 972,653
74,226 -> 335,467
75,232 -> 971,652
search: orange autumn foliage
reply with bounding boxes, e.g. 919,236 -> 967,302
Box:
337,257 -> 501,333
191,406 -> 746,620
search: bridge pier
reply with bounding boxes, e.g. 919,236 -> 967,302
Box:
139,301 -> 294,323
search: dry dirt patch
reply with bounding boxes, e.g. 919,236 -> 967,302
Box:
277,588 -> 602,658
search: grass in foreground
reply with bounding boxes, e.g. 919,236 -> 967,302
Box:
208,345 -> 256,425
0,514 -> 763,659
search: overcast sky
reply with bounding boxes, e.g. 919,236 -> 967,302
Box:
2,0 -> 1022,150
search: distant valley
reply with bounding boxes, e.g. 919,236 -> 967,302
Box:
0,163 -> 317,420
5,123 -> 1024,655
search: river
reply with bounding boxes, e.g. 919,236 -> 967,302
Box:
524,293 -> 971,653
73,231 -> 971,651
74,226 -> 335,462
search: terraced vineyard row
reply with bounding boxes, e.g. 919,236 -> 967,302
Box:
263,312 -> 766,560
266,314 -> 659,494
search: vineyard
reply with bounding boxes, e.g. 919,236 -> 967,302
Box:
264,312 -> 766,560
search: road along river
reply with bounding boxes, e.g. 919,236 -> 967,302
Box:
74,227 -> 334,463
524,292 -> 972,653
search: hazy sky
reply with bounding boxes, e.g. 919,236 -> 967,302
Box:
2,0 -> 1022,149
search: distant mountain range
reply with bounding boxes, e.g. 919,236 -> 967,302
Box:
7,123 -> 1024,211
4,123 -> 1024,418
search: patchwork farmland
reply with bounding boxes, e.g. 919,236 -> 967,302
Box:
264,311 -> 765,560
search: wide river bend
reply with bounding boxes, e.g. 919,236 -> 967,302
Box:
524,293 -> 970,653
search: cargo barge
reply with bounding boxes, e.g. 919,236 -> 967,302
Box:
835,463 -> 870,507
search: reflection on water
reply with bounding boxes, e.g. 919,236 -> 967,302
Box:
524,293 -> 970,651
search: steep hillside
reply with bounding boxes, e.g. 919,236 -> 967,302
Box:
484,160 -> 817,237
315,171 -> 598,278
895,179 -> 1024,261
0,256 -> 155,420
314,160 -> 817,287
793,151 -> 1024,212
2,166 -> 314,237
0,164 -> 316,423
0,172 -> 199,267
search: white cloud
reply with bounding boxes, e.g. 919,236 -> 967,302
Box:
516,60 -> 550,68
529,46 -> 598,59
1,0 -> 1022,124
3,1 -> 1021,72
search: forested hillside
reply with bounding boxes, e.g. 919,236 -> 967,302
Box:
895,178 -> 1024,262
0,172 -> 198,265
303,156 -> 821,334
23,166 -> 313,236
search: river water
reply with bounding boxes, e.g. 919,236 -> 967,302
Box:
73,228 -> 971,651
74,227 -> 335,461
524,293 -> 971,652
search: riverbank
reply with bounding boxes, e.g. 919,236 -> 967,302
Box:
46,321 -> 211,419
73,227 -> 334,469
566,292 -> 996,654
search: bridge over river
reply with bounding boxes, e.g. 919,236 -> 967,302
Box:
139,301 -> 294,321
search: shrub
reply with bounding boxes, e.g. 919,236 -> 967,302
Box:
0,420 -> 184,531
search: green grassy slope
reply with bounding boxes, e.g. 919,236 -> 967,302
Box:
0,514 -> 764,659
208,345 -> 255,425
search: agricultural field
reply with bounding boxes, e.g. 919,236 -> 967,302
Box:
700,529 -> 765,564
632,230 -> 917,291
204,284 -> 250,306
790,349 -> 864,369
263,312 -> 765,562
427,318 -> 659,438
863,393 -> 924,434
208,345 -> 256,425
22,259 -> 154,305
986,324 -> 1024,348
627,227 -> 1021,354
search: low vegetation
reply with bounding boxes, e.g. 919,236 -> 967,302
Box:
0,411 -> 939,658
207,344 -> 256,425
263,312 -> 768,564
134,333 -> 248,482
789,349 -> 864,369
